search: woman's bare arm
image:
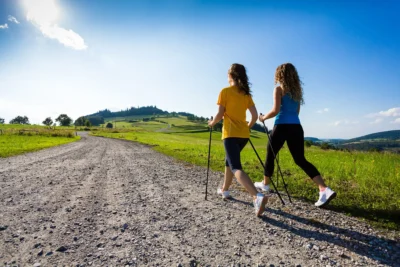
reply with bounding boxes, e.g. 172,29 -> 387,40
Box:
259,87 -> 282,122
248,105 -> 258,129
208,105 -> 225,127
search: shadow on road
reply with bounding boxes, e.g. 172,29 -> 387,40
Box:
261,208 -> 398,266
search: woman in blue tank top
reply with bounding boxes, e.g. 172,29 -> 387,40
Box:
256,63 -> 336,208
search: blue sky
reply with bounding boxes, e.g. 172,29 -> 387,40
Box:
0,0 -> 399,138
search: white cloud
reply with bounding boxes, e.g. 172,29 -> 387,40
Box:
39,25 -> 88,50
0,23 -> 8,29
317,108 -> 329,113
24,0 -> 88,50
366,107 -> 400,118
8,15 -> 20,24
390,118 -> 400,124
370,118 -> 383,124
330,120 -> 359,126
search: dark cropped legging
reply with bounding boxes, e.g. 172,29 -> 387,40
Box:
264,124 -> 320,178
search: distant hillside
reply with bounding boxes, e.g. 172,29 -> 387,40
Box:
343,130 -> 400,143
88,106 -> 169,118
84,106 -> 198,125
304,137 -> 320,142
339,130 -> 400,153
304,130 -> 400,153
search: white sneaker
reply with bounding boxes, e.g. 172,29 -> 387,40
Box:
254,181 -> 270,192
315,187 -> 336,207
217,188 -> 231,199
253,193 -> 268,217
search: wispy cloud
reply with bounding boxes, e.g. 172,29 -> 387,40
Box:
365,107 -> 400,124
0,23 -> 8,29
391,118 -> 400,124
366,107 -> 400,118
317,108 -> 329,113
8,15 -> 20,24
370,118 -> 383,124
24,0 -> 88,50
330,120 -> 359,127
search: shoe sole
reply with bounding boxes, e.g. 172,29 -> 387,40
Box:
256,196 -> 269,217
317,192 -> 337,208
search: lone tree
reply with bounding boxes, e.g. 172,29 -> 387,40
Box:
10,116 -> 30,124
56,114 -> 73,126
43,117 -> 53,127
106,122 -> 113,128
0,118 -> 4,124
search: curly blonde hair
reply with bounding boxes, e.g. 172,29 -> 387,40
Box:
274,63 -> 304,105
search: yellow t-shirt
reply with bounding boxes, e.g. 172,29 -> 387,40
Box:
217,85 -> 255,139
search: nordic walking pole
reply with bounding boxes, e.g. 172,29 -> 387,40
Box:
276,152 -> 279,188
205,116 -> 213,200
248,138 -> 286,206
260,114 -> 292,203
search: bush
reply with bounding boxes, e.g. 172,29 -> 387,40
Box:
305,140 -> 313,147
106,122 -> 113,128
320,142 -> 334,150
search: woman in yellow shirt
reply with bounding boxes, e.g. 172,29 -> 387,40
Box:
208,63 -> 268,217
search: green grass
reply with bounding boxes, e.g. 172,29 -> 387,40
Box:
0,125 -> 80,157
91,119 -> 400,230
104,115 -> 155,122
157,116 -> 201,126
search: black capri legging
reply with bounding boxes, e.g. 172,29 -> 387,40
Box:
265,124 -> 320,178
223,137 -> 249,173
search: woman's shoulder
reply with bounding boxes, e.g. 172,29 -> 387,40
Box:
220,85 -> 238,95
222,85 -> 236,91
274,86 -> 284,96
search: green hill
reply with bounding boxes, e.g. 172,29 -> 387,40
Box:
339,130 -> 400,153
344,130 -> 400,143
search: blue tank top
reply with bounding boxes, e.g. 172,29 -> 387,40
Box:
275,94 -> 301,125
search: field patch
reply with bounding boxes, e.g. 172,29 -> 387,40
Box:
0,126 -> 80,157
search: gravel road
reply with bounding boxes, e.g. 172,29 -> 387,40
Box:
1,133 -> 399,266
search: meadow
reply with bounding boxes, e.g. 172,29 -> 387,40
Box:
92,116 -> 400,230
0,124 -> 80,157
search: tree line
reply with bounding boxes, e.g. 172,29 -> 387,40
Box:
0,114 -> 104,127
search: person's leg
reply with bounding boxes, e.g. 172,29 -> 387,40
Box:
222,138 -> 250,191
224,138 -> 259,196
286,125 -> 336,206
234,170 -> 258,197
222,166 -> 234,191
286,124 -> 326,190
262,125 -> 286,186
224,138 -> 268,214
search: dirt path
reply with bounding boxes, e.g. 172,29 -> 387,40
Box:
0,133 -> 399,266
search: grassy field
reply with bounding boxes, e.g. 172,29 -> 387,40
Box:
0,125 -> 80,157
92,116 -> 400,230
104,115 -> 154,122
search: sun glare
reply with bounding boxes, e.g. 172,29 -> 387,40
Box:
24,0 -> 59,26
